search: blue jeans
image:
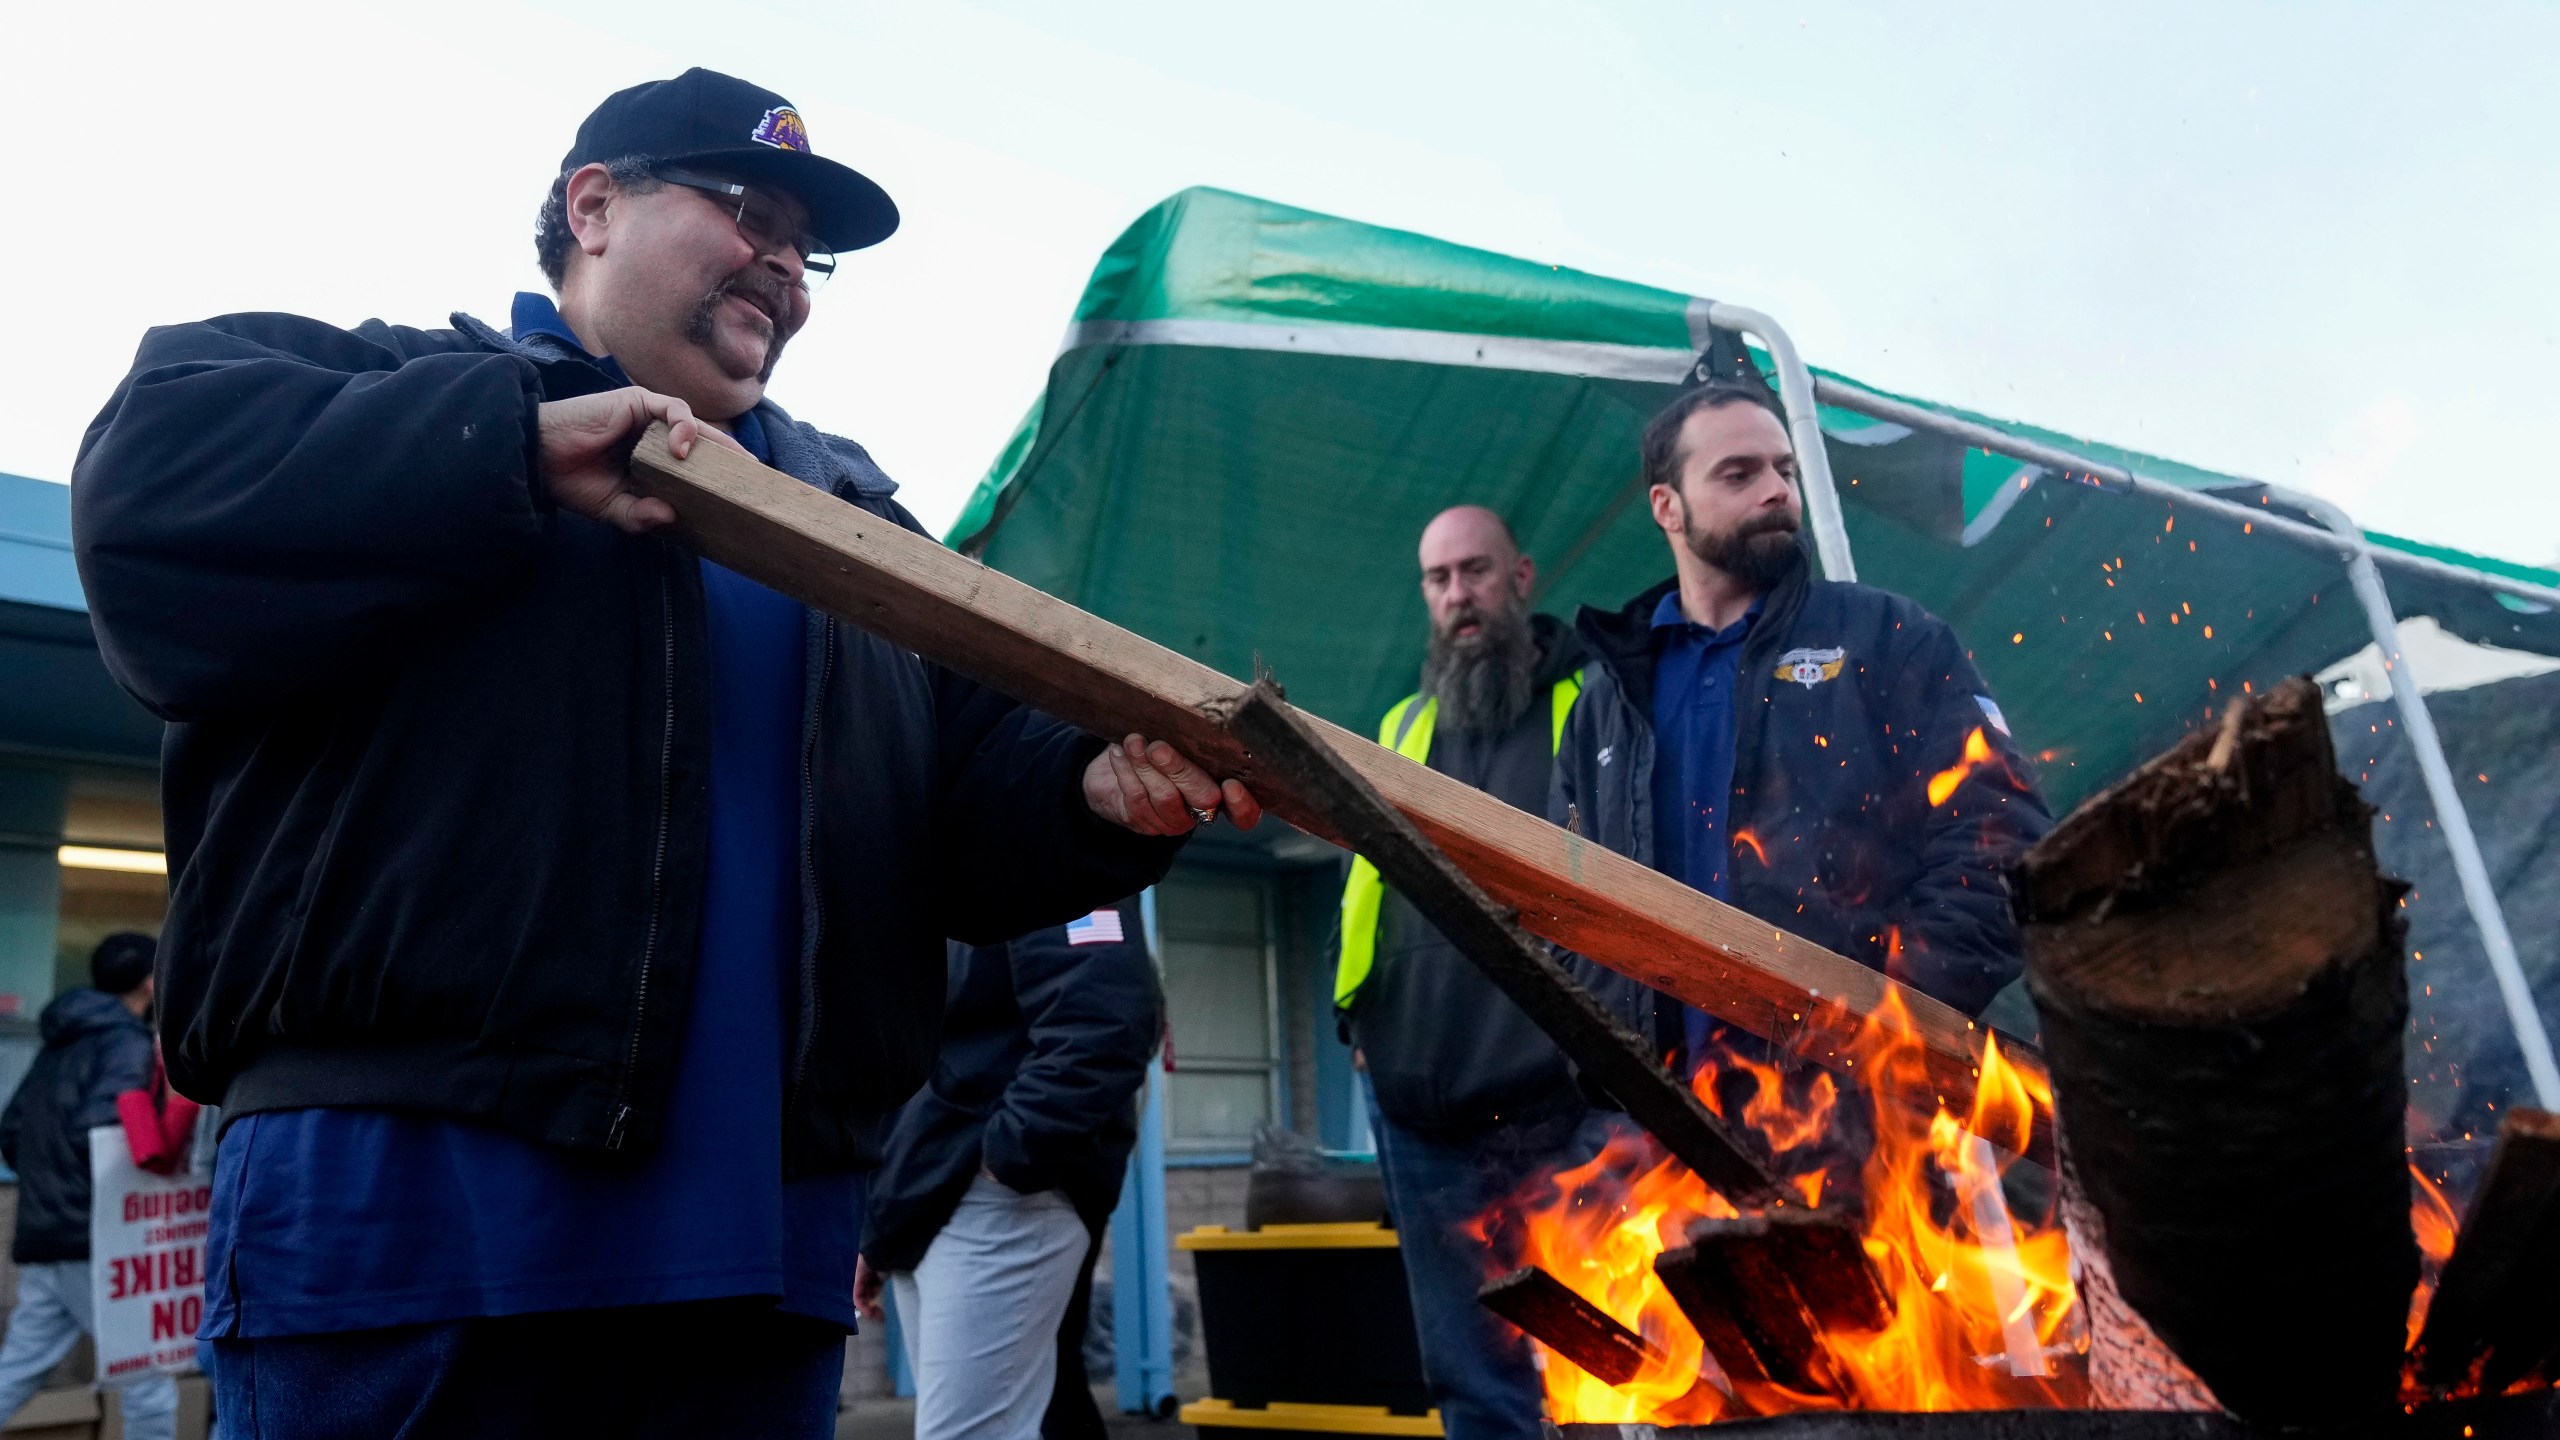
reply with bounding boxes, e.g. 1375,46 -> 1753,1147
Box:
206,1298 -> 844,1439
1368,1097 -> 1613,1440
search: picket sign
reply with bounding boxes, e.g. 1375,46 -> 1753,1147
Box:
85,1124 -> 209,1381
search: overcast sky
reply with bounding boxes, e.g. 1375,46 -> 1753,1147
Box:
7,1 -> 2552,564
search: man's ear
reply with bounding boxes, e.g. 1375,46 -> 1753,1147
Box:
1512,552 -> 1536,600
1647,481 -> 1683,537
563,162 -> 623,262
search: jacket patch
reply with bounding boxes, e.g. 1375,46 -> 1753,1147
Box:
1597,745 -> 1614,768
1775,647 -> 1847,688
1066,909 -> 1125,945
1975,695 -> 2012,735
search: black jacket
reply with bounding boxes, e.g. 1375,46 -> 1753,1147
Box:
1,989 -> 157,1263
70,310 -> 1182,1176
1351,614 -> 1588,1135
1551,552 -> 2050,1059
864,900 -> 1160,1271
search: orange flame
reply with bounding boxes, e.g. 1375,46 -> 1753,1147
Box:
1732,828 -> 1770,868
1493,996 -> 2483,1420
2405,1166 -> 2460,1354
1927,728 -> 1997,807
1498,991 -> 2082,1419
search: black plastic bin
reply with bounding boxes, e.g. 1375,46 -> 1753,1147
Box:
1179,1222 -> 1434,1416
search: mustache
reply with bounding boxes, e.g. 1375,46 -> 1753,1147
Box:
1736,511 -> 1800,541
1435,596 -> 1522,642
684,271 -> 799,382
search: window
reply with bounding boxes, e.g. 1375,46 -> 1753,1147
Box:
1154,869 -> 1282,1153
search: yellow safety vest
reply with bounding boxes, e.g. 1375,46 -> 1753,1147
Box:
1333,672 -> 1582,1009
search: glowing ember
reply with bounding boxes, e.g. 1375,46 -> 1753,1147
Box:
1731,828 -> 1770,868
1926,728 -> 1997,807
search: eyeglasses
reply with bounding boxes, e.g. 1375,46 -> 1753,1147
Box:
654,167 -> 838,294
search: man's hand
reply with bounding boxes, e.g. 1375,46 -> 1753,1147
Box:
1084,735 -> 1264,837
536,387 -> 745,534
853,1256 -> 885,1322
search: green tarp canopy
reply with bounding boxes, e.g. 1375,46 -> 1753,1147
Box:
950,186 -> 2560,816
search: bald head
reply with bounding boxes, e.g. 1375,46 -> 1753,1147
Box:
1418,505 -> 1532,642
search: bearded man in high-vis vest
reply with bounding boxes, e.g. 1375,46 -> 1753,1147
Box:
1335,506 -> 1601,1440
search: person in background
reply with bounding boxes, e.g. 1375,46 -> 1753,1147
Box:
1552,377 -> 2051,1077
71,67 -> 1256,1438
0,933 -> 178,1440
858,899 -> 1160,1440
1333,506 -> 1595,1440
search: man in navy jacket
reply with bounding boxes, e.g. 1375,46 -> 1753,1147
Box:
860,898 -> 1159,1440
70,70 -> 1256,1438
0,934 -> 176,1440
1551,379 -> 2049,1076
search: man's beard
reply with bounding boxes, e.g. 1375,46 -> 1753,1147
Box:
1421,598 -> 1540,737
683,274 -> 795,384
1683,507 -> 1802,591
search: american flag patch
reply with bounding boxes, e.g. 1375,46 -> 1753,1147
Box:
1065,909 -> 1125,946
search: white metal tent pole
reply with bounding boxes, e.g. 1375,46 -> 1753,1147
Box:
1696,300 -> 1859,583
2270,487 -> 2560,1110
1810,374 -> 2560,613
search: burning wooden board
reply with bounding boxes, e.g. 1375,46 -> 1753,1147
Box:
2412,1105 -> 2560,1395
1217,680 -> 1783,1203
1655,1206 -> 1889,1398
628,422 -> 2050,1164
1479,1265 -> 1667,1387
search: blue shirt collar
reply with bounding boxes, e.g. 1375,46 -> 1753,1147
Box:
508,292 -> 769,464
510,292 -> 615,377
1650,588 -> 1763,639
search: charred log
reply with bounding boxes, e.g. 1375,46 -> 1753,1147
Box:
2414,1106 -> 2560,1394
2011,678 -> 2417,1431
2054,1138 -> 2218,1411
1652,1208 -> 1883,1398
1651,1242 -> 1776,1390
1477,1265 -> 1661,1386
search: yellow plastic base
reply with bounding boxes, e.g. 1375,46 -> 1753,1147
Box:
1175,1222 -> 1400,1251
1179,1399 -> 1444,1436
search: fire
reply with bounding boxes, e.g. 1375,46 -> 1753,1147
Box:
1927,728 -> 1997,806
1489,994 -> 2487,1420
1496,990 -> 2082,1419
2405,1166 -> 2460,1353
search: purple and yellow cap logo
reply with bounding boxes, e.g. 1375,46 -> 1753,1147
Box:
750,106 -> 810,153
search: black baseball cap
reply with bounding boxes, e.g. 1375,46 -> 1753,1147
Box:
564,68 -> 899,253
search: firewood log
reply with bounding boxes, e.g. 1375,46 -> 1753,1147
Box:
2011,678 -> 2417,1431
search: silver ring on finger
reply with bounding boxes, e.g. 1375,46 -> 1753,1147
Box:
1187,805 -> 1217,828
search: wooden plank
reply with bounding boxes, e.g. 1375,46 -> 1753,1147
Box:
2413,1107 -> 2560,1394
627,423 -> 2050,1164
1218,681 -> 1781,1203
1661,1216 -> 1845,1397
1476,1266 -> 1661,1386
1649,1243 -> 1776,1390
2015,678 -> 2415,1432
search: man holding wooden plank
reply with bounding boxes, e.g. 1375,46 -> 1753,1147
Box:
71,68 -> 1256,1438
1553,375 -> 2050,1076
